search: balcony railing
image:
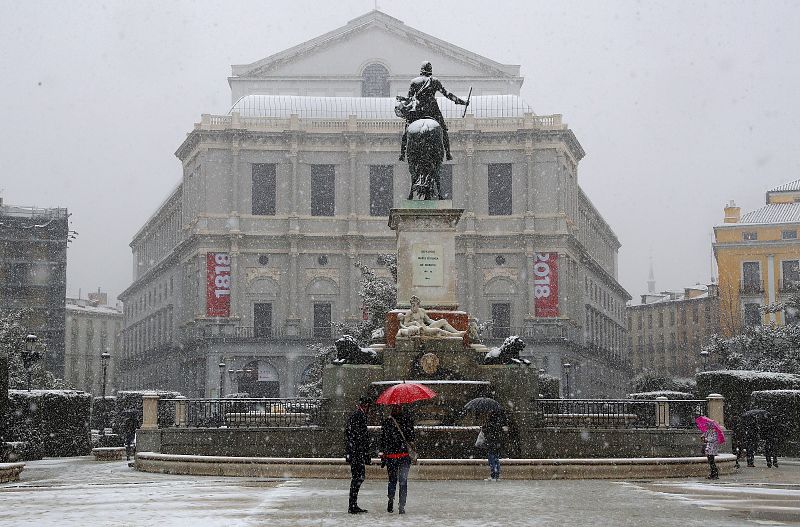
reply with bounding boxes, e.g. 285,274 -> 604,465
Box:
740,280 -> 764,294
537,398 -> 707,429
182,325 -> 334,340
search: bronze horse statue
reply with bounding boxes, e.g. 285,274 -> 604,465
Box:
404,118 -> 445,200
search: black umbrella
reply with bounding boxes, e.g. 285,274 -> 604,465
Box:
741,409 -> 770,421
464,397 -> 502,413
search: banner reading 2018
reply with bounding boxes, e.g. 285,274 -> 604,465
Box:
533,252 -> 558,317
207,252 -> 231,317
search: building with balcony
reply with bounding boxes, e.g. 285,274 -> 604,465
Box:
118,11 -> 630,398
0,198 -> 69,376
627,283 -> 720,377
714,178 -> 800,336
64,291 -> 122,395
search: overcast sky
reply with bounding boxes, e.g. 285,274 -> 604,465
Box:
2,0 -> 799,305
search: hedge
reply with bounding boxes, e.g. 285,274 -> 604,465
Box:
113,390 -> 181,434
751,390 -> 800,456
627,391 -> 696,400
696,370 -> 800,425
6,390 -> 92,459
90,396 -> 117,431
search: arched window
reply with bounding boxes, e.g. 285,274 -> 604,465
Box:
361,63 -> 390,97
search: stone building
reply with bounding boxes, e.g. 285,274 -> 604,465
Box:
118,11 -> 630,398
714,179 -> 800,335
627,283 -> 720,377
64,291 -> 122,395
0,198 -> 69,376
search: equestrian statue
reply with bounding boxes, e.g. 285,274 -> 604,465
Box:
395,61 -> 470,200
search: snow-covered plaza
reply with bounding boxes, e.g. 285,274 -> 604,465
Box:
2,457 -> 800,526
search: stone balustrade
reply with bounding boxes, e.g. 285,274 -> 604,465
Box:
0,462 -> 25,483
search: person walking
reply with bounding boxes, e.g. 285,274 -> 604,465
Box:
695,414 -> 724,480
741,416 -> 761,467
380,404 -> 416,515
762,413 -> 784,468
345,396 -> 373,514
122,411 -> 138,461
483,410 -> 506,481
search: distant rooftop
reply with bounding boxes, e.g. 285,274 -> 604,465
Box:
768,178 -> 800,193
229,95 -> 534,119
739,202 -> 800,225
0,202 -> 68,219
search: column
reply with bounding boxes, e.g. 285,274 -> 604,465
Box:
767,254 -> 776,323
141,394 -> 159,430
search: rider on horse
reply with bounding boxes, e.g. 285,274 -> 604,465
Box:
397,61 -> 469,161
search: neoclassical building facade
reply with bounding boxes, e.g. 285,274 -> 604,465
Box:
118,11 -> 630,398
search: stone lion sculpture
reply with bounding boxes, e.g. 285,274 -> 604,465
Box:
332,335 -> 380,365
483,335 -> 530,365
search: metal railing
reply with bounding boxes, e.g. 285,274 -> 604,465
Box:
163,398 -> 327,428
182,325 -> 333,340
537,399 -> 707,429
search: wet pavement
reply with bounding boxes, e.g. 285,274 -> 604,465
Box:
1,456 -> 799,526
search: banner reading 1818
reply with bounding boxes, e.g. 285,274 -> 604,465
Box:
207,252 -> 231,317
533,252 -> 559,317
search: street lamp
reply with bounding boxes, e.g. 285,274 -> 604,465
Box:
699,349 -> 709,372
218,362 -> 226,398
562,362 -> 572,399
21,334 -> 40,392
100,351 -> 111,437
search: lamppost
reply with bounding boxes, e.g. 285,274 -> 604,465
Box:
100,351 -> 111,437
699,349 -> 709,372
562,362 -> 572,399
21,334 -> 40,392
218,362 -> 226,398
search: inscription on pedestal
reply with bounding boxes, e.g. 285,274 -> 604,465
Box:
412,244 -> 443,286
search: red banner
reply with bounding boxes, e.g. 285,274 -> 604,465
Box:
534,252 -> 559,317
206,252 -> 231,317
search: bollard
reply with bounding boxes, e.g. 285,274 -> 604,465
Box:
656,396 -> 669,429
174,396 -> 188,427
141,394 -> 160,430
706,393 -> 725,428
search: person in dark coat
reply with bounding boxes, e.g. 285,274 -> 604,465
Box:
123,412 -> 138,461
345,396 -> 373,514
741,416 -> 761,467
380,404 -> 415,515
483,410 -> 507,481
762,414 -> 785,468
398,61 -> 469,161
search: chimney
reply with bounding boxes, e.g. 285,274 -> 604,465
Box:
724,200 -> 740,223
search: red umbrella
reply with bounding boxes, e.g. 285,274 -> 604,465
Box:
376,382 -> 437,405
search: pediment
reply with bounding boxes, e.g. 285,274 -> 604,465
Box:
233,11 -> 519,80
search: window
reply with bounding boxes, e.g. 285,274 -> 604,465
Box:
311,165 -> 335,216
648,313 -> 652,329
782,260 -> 800,292
488,163 -> 512,215
252,164 -> 276,215
782,230 -> 797,240
254,303 -> 272,338
743,232 -> 758,241
692,305 -> 699,324
669,310 -> 675,326
637,314 -> 642,330
369,165 -> 393,216
361,63 -> 390,97
742,261 -> 761,293
491,303 -> 511,338
744,303 -> 762,327
658,312 -> 663,328
439,164 -> 453,200
313,303 -> 332,338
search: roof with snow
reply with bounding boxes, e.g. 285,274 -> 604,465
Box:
66,302 -> 122,316
768,178 -> 800,193
738,202 -> 800,225
229,95 -> 533,119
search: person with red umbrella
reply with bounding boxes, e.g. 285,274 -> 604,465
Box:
376,382 -> 436,515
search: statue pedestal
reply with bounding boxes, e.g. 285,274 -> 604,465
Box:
388,201 -> 464,310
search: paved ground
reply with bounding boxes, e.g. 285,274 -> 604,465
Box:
1,457 -> 799,526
